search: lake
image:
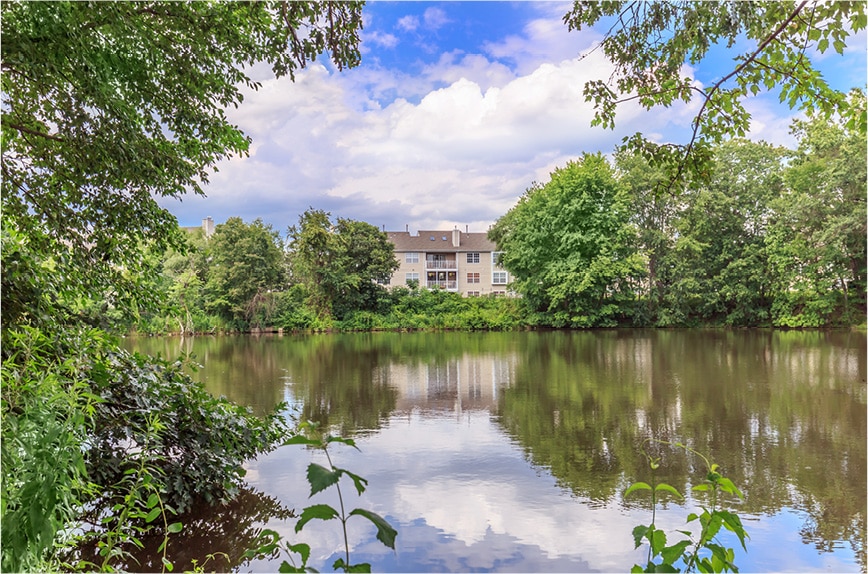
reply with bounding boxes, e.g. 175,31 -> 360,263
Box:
123,330 -> 866,572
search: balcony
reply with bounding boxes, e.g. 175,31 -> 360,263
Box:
426,260 -> 457,270
427,280 -> 457,291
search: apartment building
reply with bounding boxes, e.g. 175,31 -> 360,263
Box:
385,228 -> 510,296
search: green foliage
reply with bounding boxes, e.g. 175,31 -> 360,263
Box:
1,1 -> 364,321
564,1 -> 866,188
245,423 -> 397,573
489,154 -> 644,327
287,209 -> 399,321
767,89 -> 867,326
84,349 -> 290,514
205,217 -> 287,327
1,325 -> 96,573
1,1 -> 367,569
627,440 -> 748,573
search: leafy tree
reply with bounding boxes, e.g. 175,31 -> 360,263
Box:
615,152 -> 679,324
1,1 -> 364,568
1,0 -> 364,322
660,139 -> 787,326
489,154 -> 644,327
287,209 -> 398,320
767,89 -> 867,325
564,1 -> 867,186
205,217 -> 286,327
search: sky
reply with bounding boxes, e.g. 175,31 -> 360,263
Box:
162,2 -> 867,235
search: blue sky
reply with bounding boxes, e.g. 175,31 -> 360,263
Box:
162,2 -> 867,235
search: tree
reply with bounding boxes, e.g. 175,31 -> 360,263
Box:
766,89 -> 867,325
488,154 -> 644,327
205,218 -> 287,327
1,3 -> 364,568
658,139 -> 787,326
564,1 -> 867,186
287,209 -> 398,320
615,152 -> 679,324
1,1 -> 364,320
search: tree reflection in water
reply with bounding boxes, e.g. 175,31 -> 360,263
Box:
124,330 -> 866,571
70,487 -> 296,572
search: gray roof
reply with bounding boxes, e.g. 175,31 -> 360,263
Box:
387,230 -> 497,253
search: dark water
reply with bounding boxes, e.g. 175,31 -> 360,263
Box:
123,330 -> 866,573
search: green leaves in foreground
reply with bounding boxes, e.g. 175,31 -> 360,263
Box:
283,422 -> 397,572
625,440 -> 748,573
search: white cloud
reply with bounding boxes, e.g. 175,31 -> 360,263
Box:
162,6 -> 811,235
483,13 -> 597,74
422,7 -> 450,30
396,14 -> 419,32
166,45 -> 702,232
362,30 -> 400,50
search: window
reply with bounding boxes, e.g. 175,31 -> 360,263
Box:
405,252 -> 419,263
466,252 -> 480,263
467,272 -> 480,284
466,291 -> 480,297
405,272 -> 419,285
492,251 -> 505,267
492,271 -> 508,285
492,290 -> 506,297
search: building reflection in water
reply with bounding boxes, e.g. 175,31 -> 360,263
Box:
373,353 -> 518,415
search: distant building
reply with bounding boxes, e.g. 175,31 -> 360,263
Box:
385,227 -> 511,297
202,216 -> 215,238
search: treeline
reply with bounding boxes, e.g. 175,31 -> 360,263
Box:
141,96 -> 865,333
493,96 -> 865,328
136,209 -> 525,334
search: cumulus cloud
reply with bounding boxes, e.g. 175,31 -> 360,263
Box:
396,14 -> 419,32
422,7 -> 450,30
159,5 -> 802,235
363,30 -> 400,50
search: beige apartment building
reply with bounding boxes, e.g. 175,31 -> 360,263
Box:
385,228 -> 511,296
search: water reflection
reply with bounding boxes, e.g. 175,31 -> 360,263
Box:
123,330 -> 866,572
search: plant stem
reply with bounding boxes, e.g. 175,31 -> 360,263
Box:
324,446 -> 351,570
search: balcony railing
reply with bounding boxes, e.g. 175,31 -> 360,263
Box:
425,260 -> 457,269
427,280 -> 457,291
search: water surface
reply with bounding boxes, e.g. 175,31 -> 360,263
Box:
124,330 -> 866,572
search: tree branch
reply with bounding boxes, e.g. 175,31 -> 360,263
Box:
2,121 -> 65,142
671,0 -> 810,186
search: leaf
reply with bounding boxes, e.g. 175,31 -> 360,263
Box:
285,435 -> 322,447
307,463 -> 341,497
660,539 -> 691,564
625,482 -> 653,497
147,492 -> 160,509
167,522 -> 183,534
161,557 -> 174,572
326,436 -> 359,450
339,468 -> 368,495
632,525 -> 650,549
145,507 -> 162,523
654,483 -> 683,499
649,528 -> 667,556
349,508 -> 398,549
716,477 -> 744,499
718,510 -> 749,550
287,542 -> 312,566
295,504 -> 339,533
278,562 -> 306,573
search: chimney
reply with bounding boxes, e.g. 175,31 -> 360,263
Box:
405,224 -> 409,233
452,227 -> 460,247
465,224 -> 469,233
